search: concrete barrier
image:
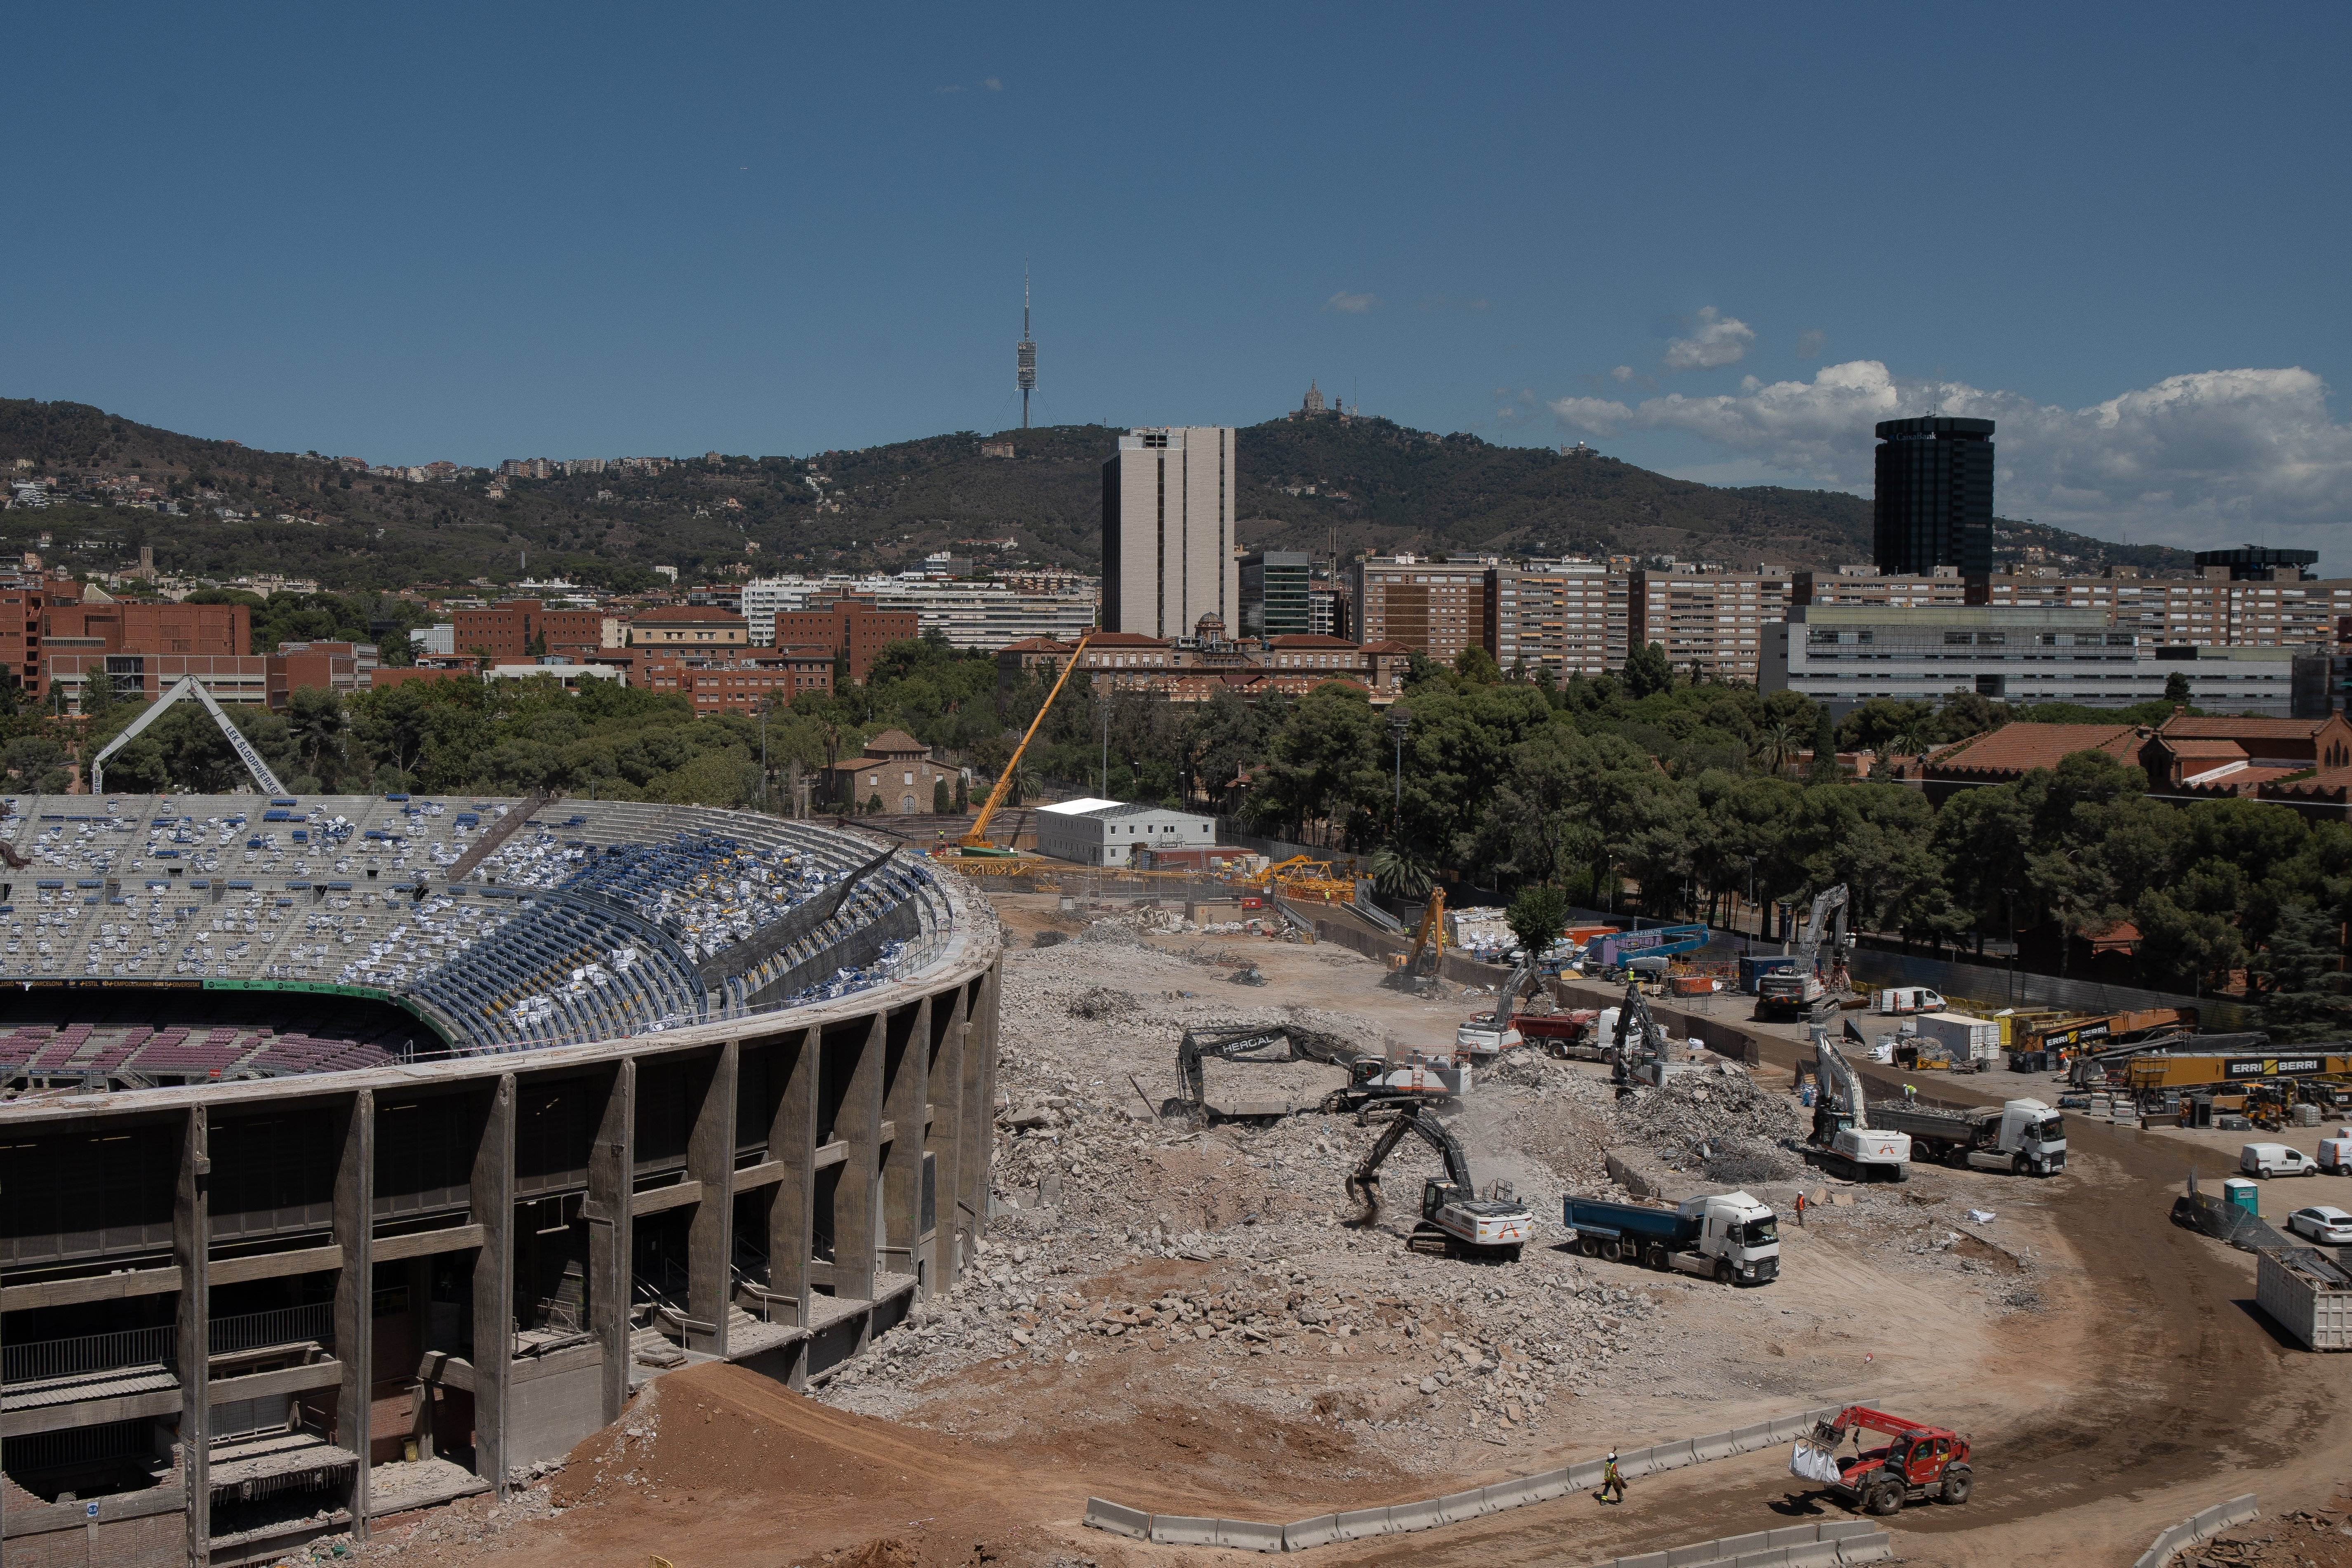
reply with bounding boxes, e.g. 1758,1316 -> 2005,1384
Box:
1220,1517 -> 1286,1552
1082,1404 -> 1843,1552
1148,1515 -> 1221,1547
1386,1495 -> 1445,1533
1083,1497 -> 1150,1539
1281,1515 -> 1340,1551
2131,1493 -> 2258,1568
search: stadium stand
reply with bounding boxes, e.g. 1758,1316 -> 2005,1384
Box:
0,793 -> 951,1084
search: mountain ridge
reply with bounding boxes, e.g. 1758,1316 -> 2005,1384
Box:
0,397 -> 2184,591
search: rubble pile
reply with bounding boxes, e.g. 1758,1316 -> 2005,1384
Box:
1613,1062 -> 1804,1184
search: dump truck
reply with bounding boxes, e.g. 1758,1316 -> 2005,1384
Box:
1868,1098 -> 2066,1175
1516,1010 -> 1603,1060
1561,1189 -> 1780,1284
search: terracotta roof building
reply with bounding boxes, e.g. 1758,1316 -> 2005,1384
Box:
2141,712 -> 2352,797
824,728 -> 964,815
1921,722 -> 2150,797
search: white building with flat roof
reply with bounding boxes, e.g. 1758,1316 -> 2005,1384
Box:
1034,797 -> 1217,867
1762,604 -> 2326,717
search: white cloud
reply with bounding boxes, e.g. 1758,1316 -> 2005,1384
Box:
1610,364 -> 1635,384
984,76 -> 1003,90
1550,361 -> 2352,551
1663,306 -> 1754,371
1325,291 -> 1377,314
1796,329 -> 1826,360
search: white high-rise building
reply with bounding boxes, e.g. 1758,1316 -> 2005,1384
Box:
1101,427 -> 1236,638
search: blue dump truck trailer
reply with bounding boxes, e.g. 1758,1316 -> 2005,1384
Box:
1562,1190 -> 1782,1284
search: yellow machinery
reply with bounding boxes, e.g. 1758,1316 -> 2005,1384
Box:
959,630 -> 1095,856
2126,1050 -> 2352,1092
1397,886 -> 1448,978
1238,854 -> 1314,888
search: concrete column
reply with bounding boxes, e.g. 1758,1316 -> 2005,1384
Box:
956,964 -> 1001,1271
470,1075 -> 516,1495
881,999 -> 929,1290
684,1041 -> 739,1356
924,985 -> 970,1293
832,1012 -> 885,1304
586,1058 -> 636,1422
332,1089 -> 375,1535
766,1026 -> 818,1324
176,1104 -> 211,1566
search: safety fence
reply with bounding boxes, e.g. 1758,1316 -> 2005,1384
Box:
2132,1493 -> 2258,1568
1085,1405 -> 1849,1553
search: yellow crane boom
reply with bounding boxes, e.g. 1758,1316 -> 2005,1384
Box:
962,630 -> 1095,854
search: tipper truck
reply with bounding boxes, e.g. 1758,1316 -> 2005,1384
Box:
1868,1099 -> 2067,1175
1561,1189 -> 1781,1284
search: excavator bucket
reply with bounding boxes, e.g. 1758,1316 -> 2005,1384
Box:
1343,1172 -> 1382,1226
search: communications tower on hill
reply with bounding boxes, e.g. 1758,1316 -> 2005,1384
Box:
1016,269 -> 1037,428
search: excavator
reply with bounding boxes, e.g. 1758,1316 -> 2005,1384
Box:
1804,1021 -> 1912,1181
1455,950 -> 1541,1057
1608,977 -> 1679,1089
958,629 -> 1095,858
1342,1101 -> 1532,1260
1170,1022 -> 1462,1123
1756,883 -> 1852,1020
1382,887 -> 1447,992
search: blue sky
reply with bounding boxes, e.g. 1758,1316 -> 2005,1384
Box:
7,3 -> 2349,553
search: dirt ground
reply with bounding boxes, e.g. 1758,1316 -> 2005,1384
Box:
342,897 -> 2352,1568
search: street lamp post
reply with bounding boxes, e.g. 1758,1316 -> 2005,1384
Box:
1388,708 -> 1409,825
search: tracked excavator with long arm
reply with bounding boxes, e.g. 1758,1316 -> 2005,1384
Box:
1757,884 -> 1851,1020
1342,1101 -> 1531,1259
1170,1023 -> 1462,1122
1806,1022 -> 1911,1181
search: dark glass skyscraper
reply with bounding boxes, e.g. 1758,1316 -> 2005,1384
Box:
1873,417 -> 1994,577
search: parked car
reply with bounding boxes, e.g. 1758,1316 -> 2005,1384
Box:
2241,1142 -> 2319,1178
2286,1205 -> 2352,1245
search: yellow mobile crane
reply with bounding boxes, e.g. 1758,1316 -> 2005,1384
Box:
960,630 -> 1096,857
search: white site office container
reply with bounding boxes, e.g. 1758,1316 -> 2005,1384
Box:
2257,1247 -> 2352,1351
1912,1012 -> 2001,1064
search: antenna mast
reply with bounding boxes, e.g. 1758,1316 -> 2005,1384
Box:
1016,268 -> 1037,429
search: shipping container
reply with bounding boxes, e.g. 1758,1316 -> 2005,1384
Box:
1912,1012 -> 2001,1064
2257,1247 -> 2352,1351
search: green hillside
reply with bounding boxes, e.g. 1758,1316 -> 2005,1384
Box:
0,398 -> 2180,590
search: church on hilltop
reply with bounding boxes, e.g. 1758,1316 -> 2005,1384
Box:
1289,380 -> 1357,421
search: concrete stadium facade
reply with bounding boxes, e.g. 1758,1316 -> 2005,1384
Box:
0,812 -> 1002,1568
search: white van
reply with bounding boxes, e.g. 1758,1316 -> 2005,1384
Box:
2241,1142 -> 2319,1178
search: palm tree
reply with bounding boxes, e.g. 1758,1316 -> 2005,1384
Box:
1371,843 -> 1435,899
1752,721 -> 1800,777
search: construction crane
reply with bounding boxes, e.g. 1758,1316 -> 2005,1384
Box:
960,629 -> 1094,855
1239,854 -> 1315,888
89,675 -> 287,797
1342,1101 -> 1530,1259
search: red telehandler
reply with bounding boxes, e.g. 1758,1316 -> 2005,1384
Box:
1789,1405 -> 1974,1515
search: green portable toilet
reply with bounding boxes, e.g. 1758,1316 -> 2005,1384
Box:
2222,1177 -> 2259,1216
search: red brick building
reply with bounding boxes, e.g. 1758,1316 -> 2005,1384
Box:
635,649 -> 834,714
772,598 -> 918,683
452,600 -> 619,662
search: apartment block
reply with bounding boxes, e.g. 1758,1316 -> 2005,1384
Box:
1975,571 -> 2352,649
1352,556 -> 1488,661
1628,570 -> 1793,680
452,599 -> 622,662
1792,567 -> 1970,608
1485,560 -> 1613,677
1240,550 -> 1312,639
1102,426 -> 1236,638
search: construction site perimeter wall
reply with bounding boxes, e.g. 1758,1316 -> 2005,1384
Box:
1310,921 -> 1521,990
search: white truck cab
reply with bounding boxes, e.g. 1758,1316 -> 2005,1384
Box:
1679,1189 -> 1782,1283
1991,1099 -> 2067,1175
